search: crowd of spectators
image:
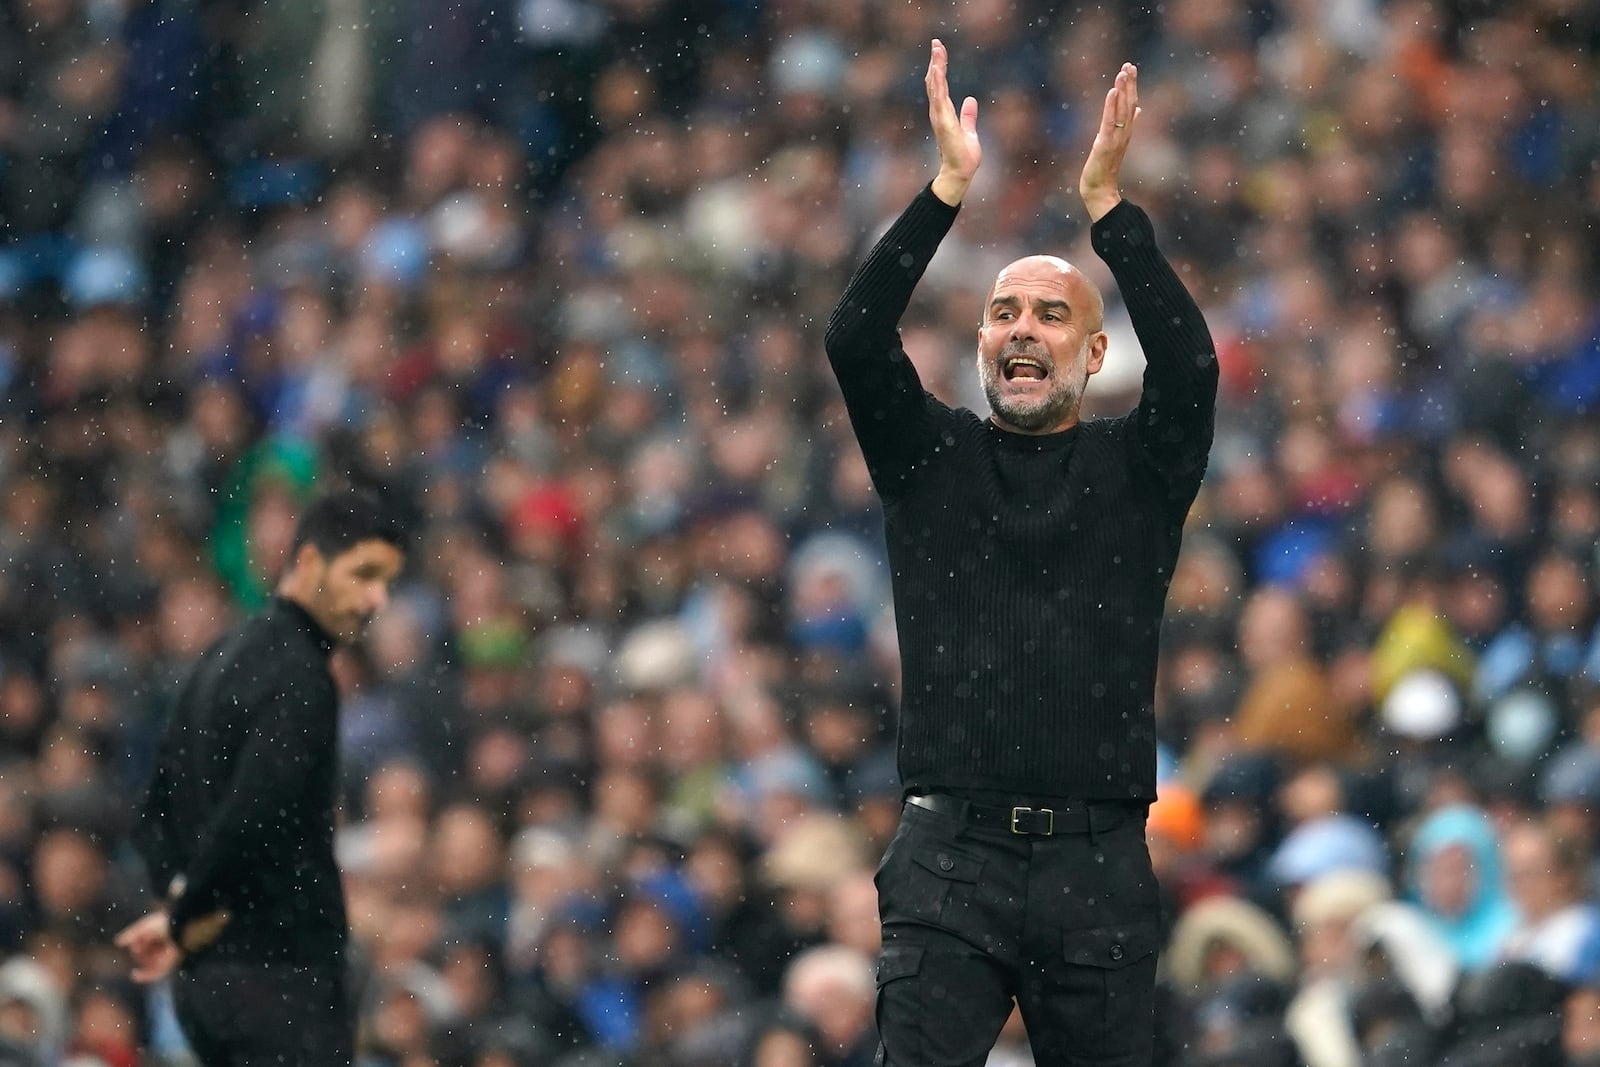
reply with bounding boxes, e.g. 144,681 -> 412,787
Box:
2,0 -> 1600,1064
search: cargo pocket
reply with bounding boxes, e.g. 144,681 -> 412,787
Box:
875,942 -> 925,1066
876,941 -> 924,987
1062,918 -> 1160,970
900,846 -> 983,928
910,847 -> 983,885
1061,918 -> 1161,1029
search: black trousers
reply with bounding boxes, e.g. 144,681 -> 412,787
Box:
873,798 -> 1160,1067
173,958 -> 352,1067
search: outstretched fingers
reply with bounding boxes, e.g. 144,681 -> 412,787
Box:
926,40 -> 972,143
1100,63 -> 1140,140
926,39 -> 981,203
1080,62 -> 1140,221
926,38 -> 953,119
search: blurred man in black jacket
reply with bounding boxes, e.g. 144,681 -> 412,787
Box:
117,488 -> 407,1066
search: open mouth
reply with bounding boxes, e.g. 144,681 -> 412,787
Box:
1003,356 -> 1049,382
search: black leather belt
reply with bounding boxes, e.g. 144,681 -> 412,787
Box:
906,792 -> 1138,836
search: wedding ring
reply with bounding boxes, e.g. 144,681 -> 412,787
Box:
1114,122 -> 1126,128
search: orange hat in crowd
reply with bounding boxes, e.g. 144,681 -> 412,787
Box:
1148,784 -> 1205,852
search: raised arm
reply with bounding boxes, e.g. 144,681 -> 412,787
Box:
1082,64 -> 1218,503
823,40 -> 980,498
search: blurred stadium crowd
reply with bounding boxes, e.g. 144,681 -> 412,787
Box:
2,0 -> 1600,1064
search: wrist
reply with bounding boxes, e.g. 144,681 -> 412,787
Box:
931,171 -> 972,207
176,909 -> 232,955
1082,191 -> 1122,222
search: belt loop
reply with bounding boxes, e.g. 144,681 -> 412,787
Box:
955,796 -> 973,842
1087,804 -> 1100,849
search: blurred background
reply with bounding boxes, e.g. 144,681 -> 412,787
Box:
1,0 -> 1599,1064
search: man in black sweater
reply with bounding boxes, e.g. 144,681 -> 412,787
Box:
117,488 -> 407,1066
824,42 -> 1217,1066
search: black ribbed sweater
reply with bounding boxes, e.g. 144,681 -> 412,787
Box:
823,187 -> 1218,802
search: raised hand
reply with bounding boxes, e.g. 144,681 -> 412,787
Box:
1080,62 -> 1140,222
926,39 -> 981,206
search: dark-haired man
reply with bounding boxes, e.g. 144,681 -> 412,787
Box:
824,42 -> 1218,1066
118,488 -> 408,1065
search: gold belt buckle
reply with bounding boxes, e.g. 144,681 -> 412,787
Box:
1010,806 -> 1054,835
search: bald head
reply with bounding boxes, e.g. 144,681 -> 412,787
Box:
986,256 -> 1105,334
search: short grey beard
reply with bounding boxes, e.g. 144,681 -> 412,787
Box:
979,358 -> 1084,431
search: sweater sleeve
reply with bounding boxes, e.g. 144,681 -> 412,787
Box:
131,756 -> 180,897
1091,200 -> 1219,508
131,666 -> 200,899
823,185 -> 961,500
